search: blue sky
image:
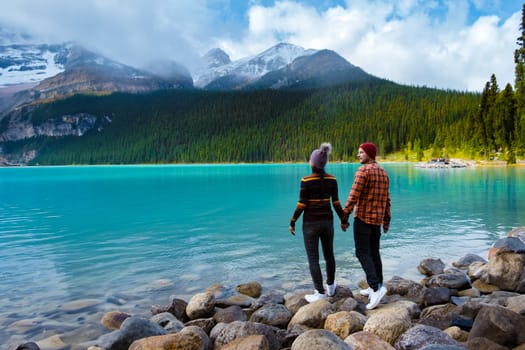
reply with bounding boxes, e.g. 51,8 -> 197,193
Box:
0,0 -> 522,91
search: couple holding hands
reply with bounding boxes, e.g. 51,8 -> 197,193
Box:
289,142 -> 391,310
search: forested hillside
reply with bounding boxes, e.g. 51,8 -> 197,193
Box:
2,80 -> 490,165
3,6 -> 525,166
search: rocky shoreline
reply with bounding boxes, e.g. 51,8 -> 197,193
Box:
10,227 -> 525,350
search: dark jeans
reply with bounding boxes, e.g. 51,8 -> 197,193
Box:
354,217 -> 383,291
302,220 -> 335,293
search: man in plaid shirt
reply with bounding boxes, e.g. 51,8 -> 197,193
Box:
342,142 -> 391,310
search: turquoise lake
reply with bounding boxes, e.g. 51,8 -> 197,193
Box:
0,163 -> 524,345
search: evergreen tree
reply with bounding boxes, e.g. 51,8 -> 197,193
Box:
514,3 -> 525,156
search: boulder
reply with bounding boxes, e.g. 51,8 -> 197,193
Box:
466,337 -> 509,350
287,299 -> 336,329
93,316 -> 167,350
395,324 -> 464,350
344,330 -> 395,350
35,336 -> 67,350
363,301 -> 414,345
210,322 -> 228,344
128,326 -> 209,350
213,305 -> 247,324
506,294 -> 525,316
186,292 -> 216,320
452,300 -> 484,321
249,303 -> 293,328
422,287 -> 452,307
251,292 -> 285,311
184,318 -> 216,334
443,326 -> 468,342
213,321 -> 281,350
418,345 -> 467,350
480,290 -> 520,305
279,323 -> 306,348
324,310 -> 367,340
426,272 -> 470,290
418,258 -> 446,277
488,236 -> 525,259
471,279 -> 500,294
15,342 -> 40,350
508,226 -> 525,243
151,297 -> 189,322
150,312 -> 184,333
448,316 -> 473,331
456,288 -> 480,298
385,276 -> 426,305
418,303 -> 457,330
217,294 -> 255,308
333,296 -> 360,312
483,251 -> 525,292
101,311 -> 132,330
218,334 -> 270,350
284,291 -> 309,314
468,304 -> 525,348
466,261 -> 487,281
452,253 -> 487,269
236,281 -> 262,298
290,329 -> 351,350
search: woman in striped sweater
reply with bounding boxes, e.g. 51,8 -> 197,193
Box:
289,142 -> 348,302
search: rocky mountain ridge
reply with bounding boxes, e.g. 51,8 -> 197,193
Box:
0,41 -> 377,101
0,41 -> 381,166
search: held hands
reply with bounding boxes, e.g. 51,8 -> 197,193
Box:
341,222 -> 350,232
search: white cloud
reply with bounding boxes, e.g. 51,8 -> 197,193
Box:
0,0 -> 216,69
222,0 -> 520,91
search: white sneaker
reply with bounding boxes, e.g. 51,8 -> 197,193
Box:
366,286 -> 387,310
327,282 -> 336,297
305,290 -> 327,303
359,287 -> 372,296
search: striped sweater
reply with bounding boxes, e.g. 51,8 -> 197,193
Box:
290,172 -> 345,226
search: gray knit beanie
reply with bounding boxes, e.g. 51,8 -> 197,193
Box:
310,142 -> 332,169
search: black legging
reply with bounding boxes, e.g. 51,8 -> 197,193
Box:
302,220 -> 335,293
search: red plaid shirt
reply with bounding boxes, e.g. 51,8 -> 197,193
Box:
343,161 -> 391,232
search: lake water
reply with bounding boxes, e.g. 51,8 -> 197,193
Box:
0,163 -> 524,346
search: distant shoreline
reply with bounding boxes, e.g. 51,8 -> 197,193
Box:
1,158 -> 524,168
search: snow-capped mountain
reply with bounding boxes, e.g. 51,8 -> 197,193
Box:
0,39 -> 379,115
0,44 -> 68,87
245,49 -> 375,90
193,43 -> 318,89
31,44 -> 193,100
0,42 -> 193,112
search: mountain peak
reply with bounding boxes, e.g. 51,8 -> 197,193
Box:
257,42 -> 317,62
202,48 -> 231,69
195,42 -> 318,89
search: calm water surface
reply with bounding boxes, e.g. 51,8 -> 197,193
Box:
0,163 -> 524,346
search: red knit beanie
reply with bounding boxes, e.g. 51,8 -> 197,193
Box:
360,142 -> 377,160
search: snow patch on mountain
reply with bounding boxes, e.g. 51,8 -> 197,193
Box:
0,45 -> 66,87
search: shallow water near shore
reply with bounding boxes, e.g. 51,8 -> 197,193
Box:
0,163 -> 524,347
